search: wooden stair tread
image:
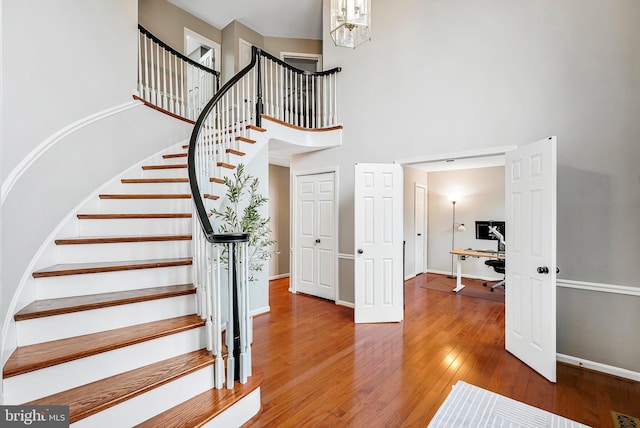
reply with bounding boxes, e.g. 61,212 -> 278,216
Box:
77,213 -> 192,219
4,315 -> 205,378
26,349 -> 214,424
204,194 -> 219,201
226,148 -> 245,156
216,162 -> 235,170
209,177 -> 225,184
54,235 -> 192,245
141,164 -> 187,170
99,193 -> 191,199
247,124 -> 266,133
121,178 -> 188,184
135,372 -> 264,428
236,136 -> 256,144
162,153 -> 187,159
32,257 -> 192,278
15,284 -> 195,321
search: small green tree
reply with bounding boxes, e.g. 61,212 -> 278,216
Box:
211,164 -> 275,282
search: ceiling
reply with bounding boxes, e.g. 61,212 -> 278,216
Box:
167,0 -> 323,40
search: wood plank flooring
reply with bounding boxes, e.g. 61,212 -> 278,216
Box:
247,274 -> 640,427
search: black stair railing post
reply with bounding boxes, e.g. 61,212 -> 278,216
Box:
255,47 -> 263,127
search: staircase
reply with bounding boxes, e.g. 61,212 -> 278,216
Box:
2,135 -> 264,426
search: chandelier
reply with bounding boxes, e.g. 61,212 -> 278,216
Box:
330,0 -> 371,49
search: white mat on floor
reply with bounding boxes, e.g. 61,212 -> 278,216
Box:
427,381 -> 590,428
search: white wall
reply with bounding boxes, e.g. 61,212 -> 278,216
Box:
297,0 -> 640,373
2,0 -> 138,183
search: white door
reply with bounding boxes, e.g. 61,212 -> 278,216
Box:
414,183 -> 426,276
354,163 -> 404,323
505,136 -> 557,382
296,172 -> 336,300
239,39 -> 252,69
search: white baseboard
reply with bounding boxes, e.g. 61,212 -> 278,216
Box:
250,306 -> 270,317
557,353 -> 640,382
336,299 -> 354,309
269,273 -> 290,280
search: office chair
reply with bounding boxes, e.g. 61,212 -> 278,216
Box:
483,238 -> 505,292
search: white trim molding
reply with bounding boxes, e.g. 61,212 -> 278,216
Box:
557,278 -> 640,297
557,353 -> 640,382
336,299 -> 354,309
1,100 -> 142,205
338,253 -> 354,260
269,273 -> 290,280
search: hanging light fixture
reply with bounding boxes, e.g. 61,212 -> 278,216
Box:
330,0 -> 371,49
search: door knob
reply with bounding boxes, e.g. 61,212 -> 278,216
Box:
556,267 -> 560,274
315,239 -> 321,243
537,266 -> 549,274
357,249 -> 364,254
417,233 -> 422,236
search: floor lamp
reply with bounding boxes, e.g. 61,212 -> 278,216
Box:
448,196 -> 465,278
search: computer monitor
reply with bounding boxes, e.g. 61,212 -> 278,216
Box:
475,221 -> 505,241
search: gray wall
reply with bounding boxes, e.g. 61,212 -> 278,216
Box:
427,167 -> 505,278
138,0 -> 222,54
269,164 -> 291,277
296,0 -> 640,372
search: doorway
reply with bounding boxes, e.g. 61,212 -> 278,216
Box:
292,169 -> 338,300
414,183 -> 427,276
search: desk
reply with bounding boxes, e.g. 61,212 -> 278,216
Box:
449,248 -> 505,292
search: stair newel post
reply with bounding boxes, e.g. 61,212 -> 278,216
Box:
210,233 -> 249,389
214,245 -> 225,389
225,241 -> 235,389
255,47 -> 263,128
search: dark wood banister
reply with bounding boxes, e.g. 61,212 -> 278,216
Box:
188,46 -> 342,243
138,24 -> 221,90
188,47 -> 260,242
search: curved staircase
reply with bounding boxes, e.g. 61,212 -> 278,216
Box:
2,137 -> 263,426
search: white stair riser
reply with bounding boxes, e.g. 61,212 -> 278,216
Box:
16,295 -> 197,346
35,265 -> 192,299
98,198 -> 192,213
141,168 -> 188,178
77,218 -> 192,236
53,240 -> 192,264
118,182 -> 191,194
158,156 -> 188,165
203,387 -> 261,428
4,328 -> 206,404
72,365 -> 215,428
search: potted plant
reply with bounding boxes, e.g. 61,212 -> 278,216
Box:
210,164 -> 275,282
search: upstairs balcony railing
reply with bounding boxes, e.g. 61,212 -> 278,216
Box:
137,25 -> 220,121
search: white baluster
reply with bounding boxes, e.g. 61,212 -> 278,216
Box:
137,32 -> 143,96
162,48 -> 167,110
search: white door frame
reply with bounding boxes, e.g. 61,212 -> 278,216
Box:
183,27 -> 221,72
414,183 -> 427,276
291,166 -> 339,300
280,52 -> 323,71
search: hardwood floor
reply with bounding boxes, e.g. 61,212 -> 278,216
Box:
247,274 -> 640,427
